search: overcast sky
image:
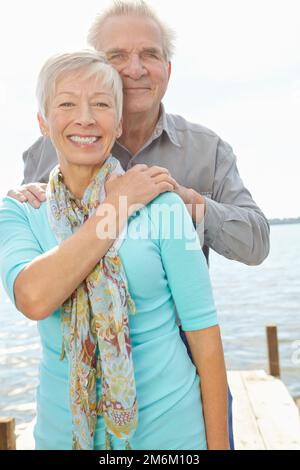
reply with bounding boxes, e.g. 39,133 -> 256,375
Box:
0,0 -> 299,218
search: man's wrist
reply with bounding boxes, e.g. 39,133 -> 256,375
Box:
184,188 -> 206,223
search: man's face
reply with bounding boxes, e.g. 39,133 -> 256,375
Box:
98,15 -> 171,117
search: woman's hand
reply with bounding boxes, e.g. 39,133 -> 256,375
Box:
105,164 -> 177,215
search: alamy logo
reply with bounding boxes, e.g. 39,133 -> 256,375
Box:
95,197 -> 205,251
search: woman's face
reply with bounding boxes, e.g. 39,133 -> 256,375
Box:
38,71 -> 122,168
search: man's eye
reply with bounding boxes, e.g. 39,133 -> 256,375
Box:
143,52 -> 160,60
109,54 -> 126,61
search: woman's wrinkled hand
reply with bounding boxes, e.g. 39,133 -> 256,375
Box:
105,164 -> 177,215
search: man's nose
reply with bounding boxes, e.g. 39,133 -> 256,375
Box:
122,54 -> 147,79
74,105 -> 96,126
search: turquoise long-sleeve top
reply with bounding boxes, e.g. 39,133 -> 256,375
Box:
0,191 -> 218,450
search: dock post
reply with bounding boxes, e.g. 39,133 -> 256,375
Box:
0,417 -> 16,450
266,324 -> 281,378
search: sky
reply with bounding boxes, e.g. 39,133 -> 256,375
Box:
0,0 -> 299,218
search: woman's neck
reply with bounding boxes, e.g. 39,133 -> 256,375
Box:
59,162 -> 102,199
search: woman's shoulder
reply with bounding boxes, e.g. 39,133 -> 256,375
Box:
0,197 -> 56,251
148,191 -> 184,208
129,192 -> 185,225
0,196 -> 48,239
144,192 -> 186,222
0,196 -> 48,227
141,191 -> 192,241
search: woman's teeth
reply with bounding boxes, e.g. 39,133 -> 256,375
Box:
69,136 -> 98,144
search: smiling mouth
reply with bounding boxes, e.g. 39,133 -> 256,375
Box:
68,135 -> 101,145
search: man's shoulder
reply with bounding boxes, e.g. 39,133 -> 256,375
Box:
25,136 -> 54,155
166,112 -> 235,165
166,113 -> 219,140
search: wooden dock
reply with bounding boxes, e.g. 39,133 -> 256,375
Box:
228,370 -> 300,450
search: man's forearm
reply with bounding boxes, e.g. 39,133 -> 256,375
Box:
204,197 -> 270,265
14,195 -> 127,321
185,326 -> 229,450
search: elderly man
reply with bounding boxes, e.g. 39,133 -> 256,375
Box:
8,0 -> 270,450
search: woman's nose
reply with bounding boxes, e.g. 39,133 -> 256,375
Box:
74,105 -> 96,126
122,54 -> 147,80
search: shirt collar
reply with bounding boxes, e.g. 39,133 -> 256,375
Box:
155,104 -> 181,148
114,104 -> 182,156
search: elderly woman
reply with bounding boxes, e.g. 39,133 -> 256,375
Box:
0,51 -> 229,450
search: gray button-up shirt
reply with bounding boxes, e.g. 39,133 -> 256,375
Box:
22,106 -> 269,265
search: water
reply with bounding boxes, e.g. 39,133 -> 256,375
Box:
0,224 -> 299,429
210,223 -> 300,398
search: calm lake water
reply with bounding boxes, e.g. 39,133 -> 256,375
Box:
0,223 -> 299,429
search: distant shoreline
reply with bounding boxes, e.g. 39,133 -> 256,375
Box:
269,218 -> 300,226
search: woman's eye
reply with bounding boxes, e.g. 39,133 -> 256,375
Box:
95,102 -> 109,108
59,102 -> 74,108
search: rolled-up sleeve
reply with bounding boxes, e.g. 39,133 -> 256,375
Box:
204,139 -> 270,266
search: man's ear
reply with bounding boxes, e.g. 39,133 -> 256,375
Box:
116,118 -> 123,139
37,112 -> 49,137
167,62 -> 172,81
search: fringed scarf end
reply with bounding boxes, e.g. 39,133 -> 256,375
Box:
105,429 -> 112,450
125,439 -> 132,450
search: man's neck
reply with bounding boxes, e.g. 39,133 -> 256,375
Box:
118,108 -> 161,157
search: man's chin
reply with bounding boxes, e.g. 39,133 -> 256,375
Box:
123,102 -> 155,116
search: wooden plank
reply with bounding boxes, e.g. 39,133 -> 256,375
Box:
16,419 -> 35,450
227,371 -> 266,449
242,370 -> 300,450
0,417 -> 16,450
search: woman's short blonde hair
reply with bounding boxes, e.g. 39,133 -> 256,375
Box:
36,50 -> 123,123
87,0 -> 176,62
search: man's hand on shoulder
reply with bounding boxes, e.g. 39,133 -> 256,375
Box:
173,182 -> 206,223
7,183 -> 47,208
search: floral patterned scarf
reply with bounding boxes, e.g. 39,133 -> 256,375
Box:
46,155 -> 137,450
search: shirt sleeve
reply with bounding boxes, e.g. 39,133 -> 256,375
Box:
22,136 -> 57,184
151,192 -> 218,331
0,197 -> 43,305
204,138 -> 270,266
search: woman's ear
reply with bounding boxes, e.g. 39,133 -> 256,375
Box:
167,62 -> 172,81
37,112 -> 49,137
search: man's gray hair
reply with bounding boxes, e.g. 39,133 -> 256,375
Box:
87,0 -> 176,62
36,50 -> 123,123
